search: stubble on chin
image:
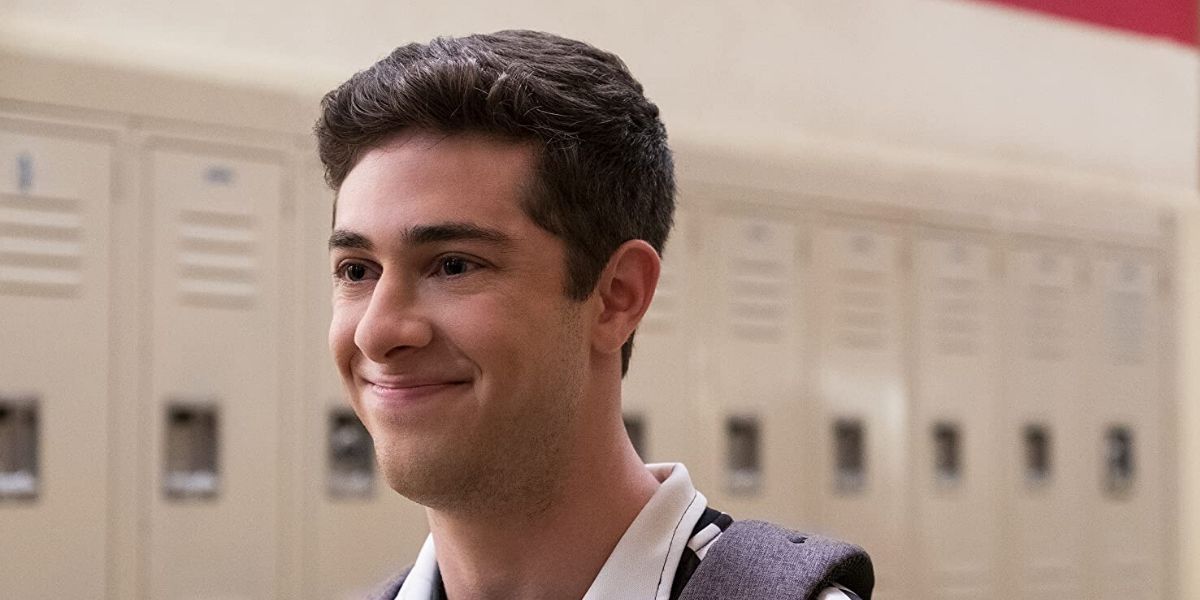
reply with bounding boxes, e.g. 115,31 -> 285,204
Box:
377,404 -> 576,520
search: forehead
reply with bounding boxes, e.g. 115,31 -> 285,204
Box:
334,131 -> 538,232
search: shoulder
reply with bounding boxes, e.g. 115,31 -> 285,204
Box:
682,520 -> 874,600
364,566 -> 412,600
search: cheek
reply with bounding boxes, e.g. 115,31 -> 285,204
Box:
438,298 -> 531,370
480,301 -> 583,375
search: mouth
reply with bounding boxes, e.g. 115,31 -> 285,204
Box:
361,378 -> 471,407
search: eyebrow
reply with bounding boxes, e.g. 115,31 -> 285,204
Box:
328,229 -> 372,251
328,222 -> 515,252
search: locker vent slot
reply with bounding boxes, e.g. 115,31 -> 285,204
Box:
1106,262 -> 1148,366
934,276 -> 982,357
1103,425 -> 1135,498
164,402 -> 219,500
932,421 -> 963,485
623,413 -> 647,461
726,415 -> 761,493
177,208 -> 257,309
328,408 -> 375,499
728,257 -> 788,342
1023,423 -> 1052,487
834,269 -> 887,350
1024,283 -> 1069,362
0,396 -> 39,501
0,193 -> 84,297
834,418 -> 866,493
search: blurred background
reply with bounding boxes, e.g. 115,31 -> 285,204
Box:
1,1 -> 1197,598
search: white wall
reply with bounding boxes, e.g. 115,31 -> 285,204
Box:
1,0 -> 1195,192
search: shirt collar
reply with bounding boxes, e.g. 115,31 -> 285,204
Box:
395,534 -> 440,600
396,463 -> 708,600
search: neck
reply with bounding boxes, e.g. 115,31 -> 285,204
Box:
426,410 -> 659,600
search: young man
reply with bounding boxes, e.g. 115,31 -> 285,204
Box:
316,30 -> 873,600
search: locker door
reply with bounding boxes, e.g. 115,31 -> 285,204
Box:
1000,243 -> 1087,598
811,219 -> 908,598
699,211 -> 806,525
912,233 -> 1001,599
0,122 -> 113,597
296,164 -> 428,600
624,210 -> 697,467
145,145 -> 284,599
1083,252 -> 1166,600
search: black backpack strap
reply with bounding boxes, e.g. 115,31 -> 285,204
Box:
677,520 -> 874,600
689,506 -> 732,537
670,507 -> 736,599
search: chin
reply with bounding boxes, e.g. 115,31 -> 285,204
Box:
374,441 -> 473,508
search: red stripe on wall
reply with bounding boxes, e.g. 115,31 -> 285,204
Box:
975,0 -> 1197,46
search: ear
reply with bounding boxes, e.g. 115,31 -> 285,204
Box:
590,239 -> 661,359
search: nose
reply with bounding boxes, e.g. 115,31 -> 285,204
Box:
352,276 -> 434,362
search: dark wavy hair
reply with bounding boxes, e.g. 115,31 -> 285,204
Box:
315,30 -> 675,375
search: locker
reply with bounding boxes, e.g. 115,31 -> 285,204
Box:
326,407 -> 375,500
297,164 -> 428,600
726,415 -> 763,493
1,49 -> 1190,600
911,233 -> 1002,599
999,242 -> 1088,598
0,398 -> 38,500
1082,252 -> 1167,599
144,144 -> 285,599
304,398 -> 428,600
163,401 -> 220,500
697,211 -> 807,525
623,210 -> 698,469
810,218 -> 908,598
0,122 -> 114,597
622,413 -> 648,460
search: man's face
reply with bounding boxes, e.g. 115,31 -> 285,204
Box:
328,132 -> 591,512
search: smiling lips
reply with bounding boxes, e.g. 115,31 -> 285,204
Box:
363,376 -> 471,406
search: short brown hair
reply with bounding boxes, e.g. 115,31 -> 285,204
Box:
315,30 -> 675,375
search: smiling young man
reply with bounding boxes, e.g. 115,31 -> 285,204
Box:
316,31 -> 873,600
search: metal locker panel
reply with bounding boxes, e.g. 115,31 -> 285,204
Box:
623,210 -> 699,468
296,164 -> 429,600
308,403 -> 429,600
146,145 -> 284,599
1082,252 -> 1167,600
699,211 -> 807,526
0,123 -> 113,597
1000,243 -> 1088,598
811,219 -> 908,598
912,233 -> 1002,599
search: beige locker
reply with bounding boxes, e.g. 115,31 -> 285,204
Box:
696,210 -> 807,525
144,143 -> 285,599
911,232 -> 1002,599
1082,251 -> 1167,600
0,119 -> 114,597
810,218 -> 909,598
623,210 -> 699,467
295,162 -> 429,600
999,242 -> 1087,598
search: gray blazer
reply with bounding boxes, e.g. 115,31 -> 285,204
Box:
366,520 -> 874,600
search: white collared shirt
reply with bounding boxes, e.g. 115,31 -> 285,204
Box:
396,463 -> 854,600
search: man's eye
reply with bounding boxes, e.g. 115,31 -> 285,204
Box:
339,263 -> 369,282
438,256 -> 475,277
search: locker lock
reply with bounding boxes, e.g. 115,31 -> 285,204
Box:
0,397 -> 38,501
